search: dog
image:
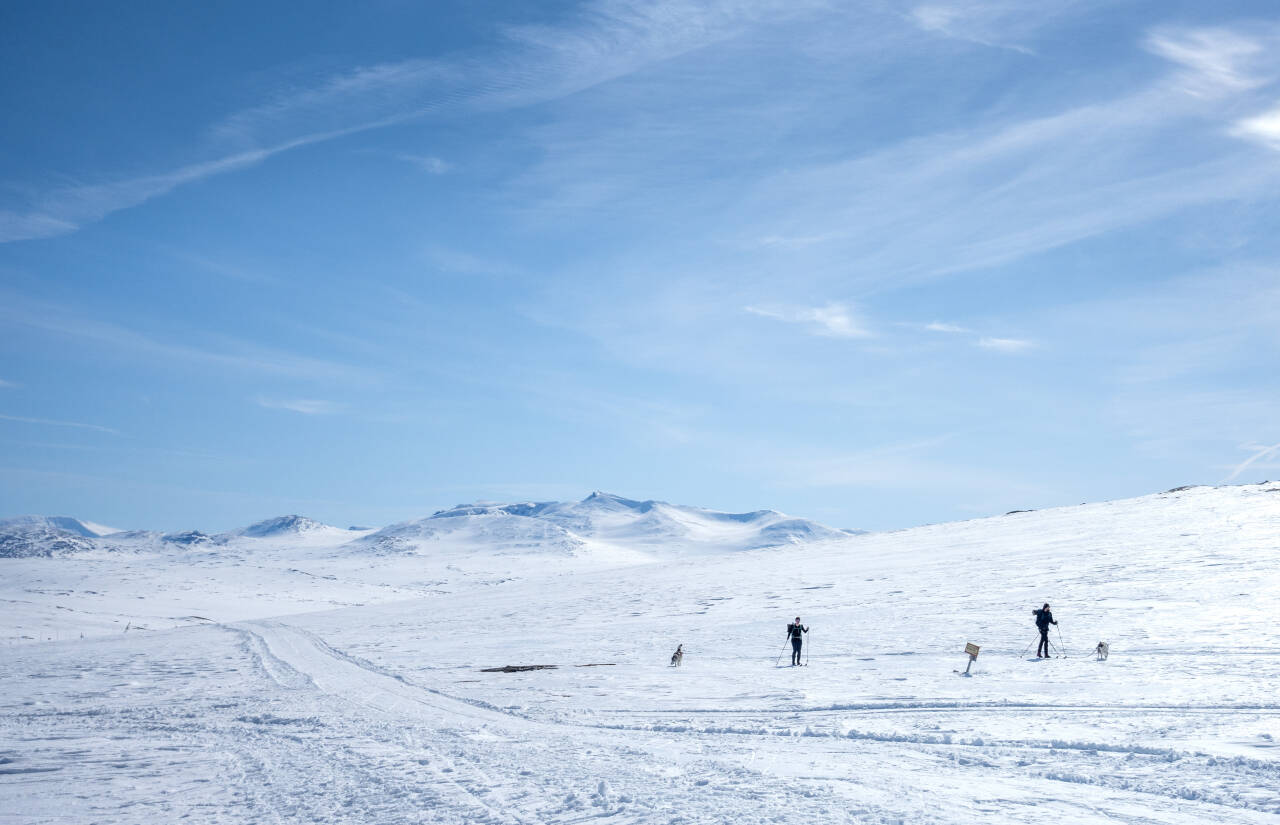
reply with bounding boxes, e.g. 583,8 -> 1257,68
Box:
1095,641 -> 1110,661
670,644 -> 683,667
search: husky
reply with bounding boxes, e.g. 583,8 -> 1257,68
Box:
670,644 -> 683,667
1095,641 -> 1110,661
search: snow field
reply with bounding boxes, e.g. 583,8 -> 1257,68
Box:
2,483 -> 1279,823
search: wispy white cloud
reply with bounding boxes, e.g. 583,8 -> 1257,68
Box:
977,336 -> 1035,353
0,133 -> 350,243
2,0 -> 819,243
1144,26 -> 1272,98
423,245 -> 520,278
906,0 -> 1124,56
721,31 -> 1280,292
924,321 -> 971,334
210,59 -> 450,147
0,413 -> 119,435
161,248 -> 280,285
1109,387 -> 1280,468
256,398 -> 344,415
1224,441 -> 1280,481
0,378 -> 16,388
518,20 -> 1276,403
745,302 -> 873,338
909,5 -> 961,34
908,2 -> 1036,54
0,292 -> 375,385
915,322 -> 1034,351
397,154 -> 453,174
1232,104 -> 1280,149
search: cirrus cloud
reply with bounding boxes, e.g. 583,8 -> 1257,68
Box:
745,302 -> 874,338
256,398 -> 345,415
977,336 -> 1035,353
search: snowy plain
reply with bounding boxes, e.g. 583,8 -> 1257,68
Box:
2,485 -> 1278,824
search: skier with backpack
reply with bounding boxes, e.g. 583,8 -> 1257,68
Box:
1033,603 -> 1057,658
787,617 -> 808,666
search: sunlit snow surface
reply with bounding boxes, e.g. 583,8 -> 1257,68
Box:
2,485 -> 1279,823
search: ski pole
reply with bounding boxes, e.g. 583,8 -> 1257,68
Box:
805,629 -> 811,667
1056,625 -> 1068,658
774,638 -> 789,667
1019,636 -> 1037,658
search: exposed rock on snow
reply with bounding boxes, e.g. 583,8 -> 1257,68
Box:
162,530 -> 214,546
0,517 -> 97,557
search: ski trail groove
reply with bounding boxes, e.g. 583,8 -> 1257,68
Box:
238,620 -> 548,732
234,620 -> 919,823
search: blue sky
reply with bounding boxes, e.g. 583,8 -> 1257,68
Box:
3,0 -> 1279,532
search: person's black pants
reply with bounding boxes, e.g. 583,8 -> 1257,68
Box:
1037,630 -> 1050,657
791,637 -> 803,665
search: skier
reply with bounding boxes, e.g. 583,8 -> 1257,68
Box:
1033,603 -> 1057,658
787,617 -> 808,666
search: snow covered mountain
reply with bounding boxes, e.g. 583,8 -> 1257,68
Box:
0,515 -> 102,557
0,493 -> 856,560
237,514 -> 325,537
0,518 -> 220,557
231,514 -> 366,547
356,491 -> 857,558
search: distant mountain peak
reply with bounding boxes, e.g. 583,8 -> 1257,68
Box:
430,502 -> 551,520
163,530 -> 212,546
0,516 -> 100,558
580,492 -> 656,512
238,515 -> 328,538
0,515 -> 104,537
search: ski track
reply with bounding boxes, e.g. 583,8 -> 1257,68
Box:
232,620 -> 913,823
3,615 -> 1279,824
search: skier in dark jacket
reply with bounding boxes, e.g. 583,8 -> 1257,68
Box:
1033,603 -> 1057,658
787,617 -> 808,666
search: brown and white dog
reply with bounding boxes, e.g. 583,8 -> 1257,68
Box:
670,644 -> 683,667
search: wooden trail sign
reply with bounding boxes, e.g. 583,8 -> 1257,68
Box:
962,642 -> 980,676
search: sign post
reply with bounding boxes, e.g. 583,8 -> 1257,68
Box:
963,642 -> 980,676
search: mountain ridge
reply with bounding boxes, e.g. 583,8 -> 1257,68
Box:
0,492 -> 858,559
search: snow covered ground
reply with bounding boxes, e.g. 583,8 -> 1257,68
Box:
2,485 -> 1279,823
